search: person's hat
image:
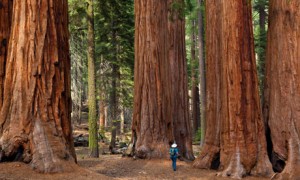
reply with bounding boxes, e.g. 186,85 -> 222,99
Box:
171,143 -> 177,148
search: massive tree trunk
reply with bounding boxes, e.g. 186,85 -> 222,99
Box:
193,0 -> 221,170
263,1 -> 300,179
0,0 -> 12,110
168,0 -> 194,160
132,0 -> 194,160
132,0 -> 172,159
194,0 -> 273,178
87,0 -> 99,158
197,0 -> 206,146
0,0 -> 76,173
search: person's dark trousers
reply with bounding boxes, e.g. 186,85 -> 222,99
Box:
171,156 -> 177,171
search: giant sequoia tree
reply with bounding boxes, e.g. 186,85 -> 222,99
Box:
168,0 -> 194,160
0,0 -> 76,173
193,0 -> 273,178
263,1 -> 300,179
132,0 -> 172,158
132,0 -> 193,160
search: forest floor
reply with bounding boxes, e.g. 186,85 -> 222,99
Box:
0,146 -> 270,180
0,120 -> 270,179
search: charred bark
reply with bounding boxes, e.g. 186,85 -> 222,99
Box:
264,1 -> 300,179
0,0 -> 76,173
194,0 -> 273,178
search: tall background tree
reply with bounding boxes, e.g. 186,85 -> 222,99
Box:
87,0 -> 99,158
69,0 -> 87,125
253,0 -> 268,99
0,0 -> 76,172
193,0 -> 273,178
95,0 -> 134,149
263,0 -> 300,179
197,0 -> 206,146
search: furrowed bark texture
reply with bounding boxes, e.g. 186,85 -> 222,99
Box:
0,0 -> 76,173
0,0 -> 12,110
132,0 -> 172,158
194,1 -> 273,178
168,0 -> 194,160
264,1 -> 300,179
193,0 -> 221,170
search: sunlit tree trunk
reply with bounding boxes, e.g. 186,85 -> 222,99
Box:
87,0 -> 99,158
263,1 -> 300,179
0,0 -> 76,173
99,93 -> 106,129
194,0 -> 273,178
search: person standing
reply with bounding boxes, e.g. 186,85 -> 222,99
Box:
169,142 -> 179,171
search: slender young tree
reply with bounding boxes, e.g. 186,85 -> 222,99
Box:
87,0 -> 99,158
197,0 -> 206,146
190,19 -> 200,135
193,0 -> 273,178
0,0 -> 76,172
263,1 -> 300,179
255,0 -> 268,100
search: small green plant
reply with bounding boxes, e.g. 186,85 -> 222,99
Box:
98,128 -> 106,141
194,128 -> 202,142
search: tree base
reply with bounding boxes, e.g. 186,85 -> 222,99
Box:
193,144 -> 220,169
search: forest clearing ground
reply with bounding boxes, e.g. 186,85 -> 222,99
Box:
77,148 -> 269,180
0,147 -> 269,180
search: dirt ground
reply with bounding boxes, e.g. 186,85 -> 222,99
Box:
0,124 -> 271,179
0,147 -> 270,180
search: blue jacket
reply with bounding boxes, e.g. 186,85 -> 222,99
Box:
169,147 -> 179,157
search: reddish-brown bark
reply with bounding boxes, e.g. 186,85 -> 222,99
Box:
0,0 -> 76,173
168,0 -> 194,160
193,0 -> 221,170
194,0 -> 273,178
263,1 -> 300,179
132,0 -> 193,160
132,0 -> 172,158
0,0 -> 12,110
